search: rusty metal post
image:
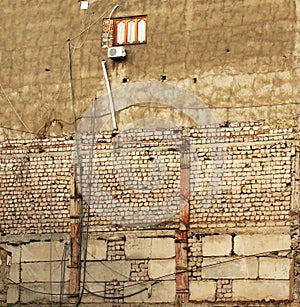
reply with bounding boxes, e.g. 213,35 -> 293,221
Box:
69,174 -> 82,300
175,138 -> 190,305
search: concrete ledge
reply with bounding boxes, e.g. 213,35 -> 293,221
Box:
232,280 -> 290,301
189,280 -> 216,302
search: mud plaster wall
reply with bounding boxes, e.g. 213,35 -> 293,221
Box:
0,0 -> 298,139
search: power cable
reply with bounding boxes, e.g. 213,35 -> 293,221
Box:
7,248 -> 291,299
0,83 -> 31,133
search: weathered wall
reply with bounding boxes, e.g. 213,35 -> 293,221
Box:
0,247 -> 10,305
0,120 -> 297,305
0,0 -> 298,139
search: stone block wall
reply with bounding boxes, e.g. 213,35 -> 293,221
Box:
0,120 -> 298,305
188,233 -> 291,302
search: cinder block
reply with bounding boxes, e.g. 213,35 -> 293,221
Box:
148,259 -> 175,279
189,280 -> 216,302
4,244 -> 20,264
85,261 -> 131,282
259,257 -> 291,279
86,239 -> 106,261
232,280 -> 290,301
202,257 -> 258,279
234,234 -> 290,256
202,235 -> 232,256
22,241 -> 67,262
124,280 -> 175,303
125,237 -> 174,259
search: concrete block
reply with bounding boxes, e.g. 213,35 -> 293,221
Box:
4,244 -> 20,264
202,235 -> 232,256
234,234 -> 291,256
151,238 -> 175,258
125,237 -> 175,259
21,282 -> 69,304
232,280 -> 290,301
202,257 -> 258,279
259,257 -> 291,279
81,282 -> 105,303
9,263 -> 20,283
148,259 -> 175,279
7,285 -> 19,304
124,280 -> 175,303
85,261 -> 130,282
125,238 -> 152,259
22,241 -> 67,262
189,280 -> 216,302
22,261 -> 69,282
86,239 -> 106,261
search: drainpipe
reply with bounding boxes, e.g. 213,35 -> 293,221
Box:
101,60 -> 118,131
175,138 -> 190,305
69,172 -> 82,301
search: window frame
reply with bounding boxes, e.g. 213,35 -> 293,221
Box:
113,15 -> 148,46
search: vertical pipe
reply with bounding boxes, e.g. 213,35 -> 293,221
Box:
102,60 -> 118,130
175,137 -> 190,305
69,173 -> 81,301
68,39 -> 77,132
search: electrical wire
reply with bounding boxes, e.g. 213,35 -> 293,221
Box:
7,247 -> 291,299
0,83 -> 31,133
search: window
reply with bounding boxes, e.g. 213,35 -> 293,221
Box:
113,16 -> 147,46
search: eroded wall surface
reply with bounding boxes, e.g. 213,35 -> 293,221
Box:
0,0 -> 298,139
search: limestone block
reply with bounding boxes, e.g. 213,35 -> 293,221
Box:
22,241 -> 66,262
125,237 -> 174,259
202,235 -> 232,256
125,238 -> 152,259
202,257 -> 258,279
148,259 -> 175,279
189,280 -> 216,302
259,257 -> 291,279
9,263 -> 20,283
124,280 -> 175,303
232,280 -> 290,301
85,261 -> 131,282
86,239 -> 106,261
7,285 -> 19,304
234,234 -> 290,256
151,238 -> 175,258
81,282 -> 105,303
22,261 -> 69,282
21,282 -> 68,304
4,244 -> 20,264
